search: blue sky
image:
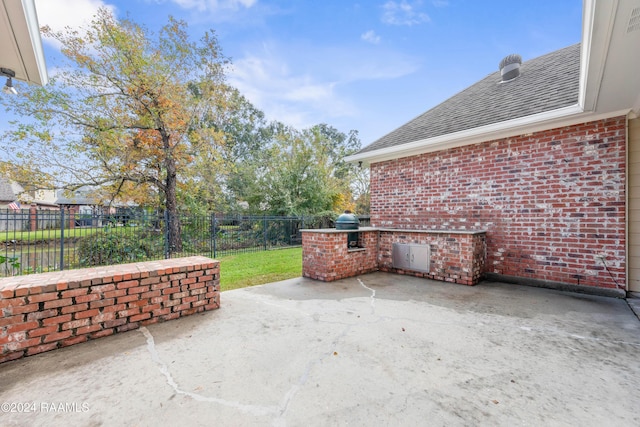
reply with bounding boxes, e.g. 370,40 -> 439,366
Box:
33,0 -> 583,147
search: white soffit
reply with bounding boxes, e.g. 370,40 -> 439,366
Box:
588,0 -> 640,114
0,0 -> 47,86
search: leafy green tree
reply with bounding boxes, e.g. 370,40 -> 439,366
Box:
242,123 -> 362,216
186,86 -> 272,213
0,8 -> 229,251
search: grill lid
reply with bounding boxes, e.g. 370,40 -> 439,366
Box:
335,211 -> 360,230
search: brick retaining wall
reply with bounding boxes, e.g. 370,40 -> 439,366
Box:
0,256 -> 220,364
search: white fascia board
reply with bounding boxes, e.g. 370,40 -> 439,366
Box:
21,0 -> 47,85
579,0 -> 616,113
346,106 -> 631,165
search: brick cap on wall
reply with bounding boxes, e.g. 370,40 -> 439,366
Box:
0,256 -> 218,298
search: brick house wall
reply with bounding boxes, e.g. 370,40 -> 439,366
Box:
370,116 -> 627,290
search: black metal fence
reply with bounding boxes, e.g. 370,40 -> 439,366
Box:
0,209 -> 369,277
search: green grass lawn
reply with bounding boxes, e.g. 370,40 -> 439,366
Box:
1,226 -> 129,242
218,247 -> 302,291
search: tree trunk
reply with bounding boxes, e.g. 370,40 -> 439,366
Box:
164,151 -> 182,253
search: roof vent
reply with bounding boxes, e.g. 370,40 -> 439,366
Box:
499,54 -> 522,82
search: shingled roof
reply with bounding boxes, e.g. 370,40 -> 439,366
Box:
358,43 -> 581,155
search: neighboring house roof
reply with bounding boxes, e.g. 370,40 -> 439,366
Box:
56,192 -> 102,206
359,44 -> 580,155
346,0 -> 640,165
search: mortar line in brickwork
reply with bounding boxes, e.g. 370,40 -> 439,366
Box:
138,327 -> 279,417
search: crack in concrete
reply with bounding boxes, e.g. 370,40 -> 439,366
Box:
139,327 -> 280,417
357,278 -> 376,313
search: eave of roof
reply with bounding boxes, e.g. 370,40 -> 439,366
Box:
0,0 -> 47,86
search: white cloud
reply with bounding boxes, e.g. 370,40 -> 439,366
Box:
361,30 -> 381,44
227,52 -> 355,129
382,0 -> 430,26
35,0 -> 117,48
34,0 -> 111,30
226,42 -> 420,131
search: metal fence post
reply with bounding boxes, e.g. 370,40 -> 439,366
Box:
210,213 -> 218,258
59,207 -> 65,271
262,214 -> 267,251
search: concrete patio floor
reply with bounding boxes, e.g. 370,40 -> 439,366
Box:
1,272 -> 639,426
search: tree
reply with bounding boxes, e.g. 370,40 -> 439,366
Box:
187,86 -> 272,213
0,8 -> 228,251
242,123 -> 363,216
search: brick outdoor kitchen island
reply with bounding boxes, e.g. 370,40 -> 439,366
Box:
302,228 -> 486,285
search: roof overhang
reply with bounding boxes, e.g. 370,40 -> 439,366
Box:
347,0 -> 640,166
0,0 -> 47,86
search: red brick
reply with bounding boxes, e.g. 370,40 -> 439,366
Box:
61,319 -> 91,330
0,314 -> 25,327
117,294 -> 139,304
92,312 -> 116,323
104,319 -> 127,328
151,282 -> 171,291
76,324 -> 102,335
61,288 -> 89,298
76,293 -> 101,303
43,330 -> 73,343
128,299 -> 149,308
61,335 -> 88,347
44,298 -> 73,309
118,308 -> 140,318
89,298 -> 115,309
74,309 -> 100,320
90,329 -> 114,339
28,325 -> 59,338
130,313 -> 151,322
91,284 -> 116,294
141,290 -> 161,299
140,277 -> 161,286
116,280 -> 140,289
26,342 -> 59,356
6,337 -> 41,351
8,303 -> 40,315
61,303 -> 89,314
102,303 -> 127,313
104,289 -> 127,298
142,303 -> 162,313
127,286 -> 149,295
28,293 -> 59,303
42,314 -> 72,326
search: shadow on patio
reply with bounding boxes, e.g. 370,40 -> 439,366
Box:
1,272 -> 639,426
